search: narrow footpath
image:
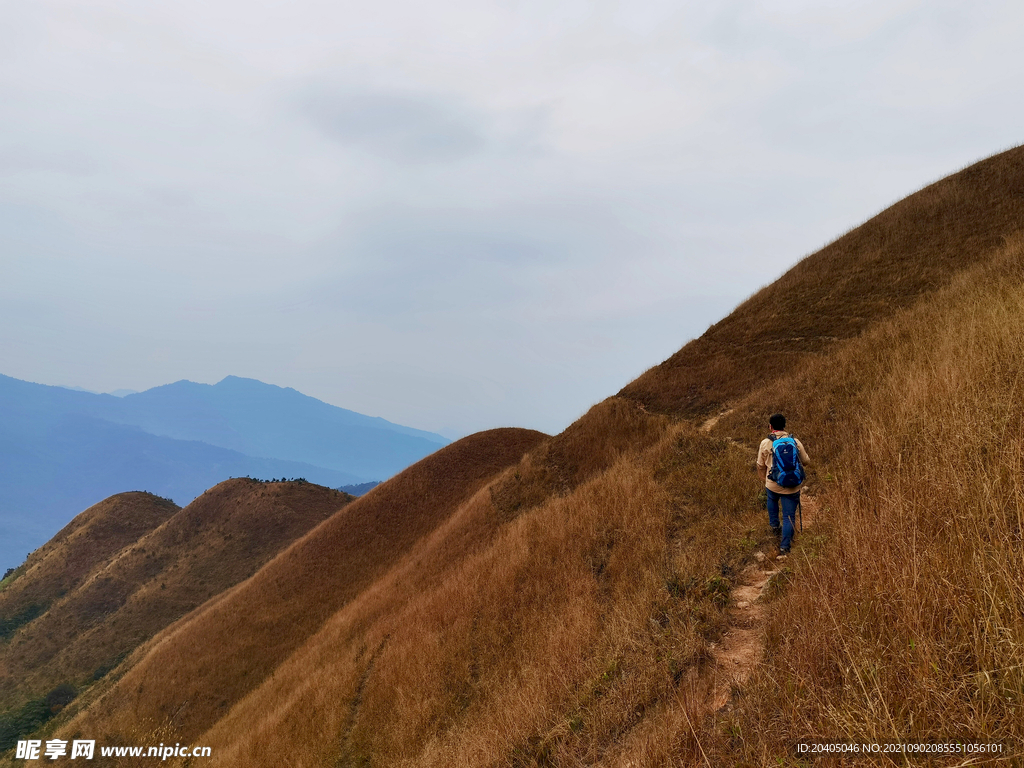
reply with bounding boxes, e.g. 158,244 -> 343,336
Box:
708,495 -> 817,710
698,408 -> 818,711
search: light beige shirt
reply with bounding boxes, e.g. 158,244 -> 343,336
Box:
757,430 -> 810,495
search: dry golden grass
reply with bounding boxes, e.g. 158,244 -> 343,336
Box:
188,413 -> 766,768
0,493 -> 179,707
0,493 -> 178,632
0,481 -> 346,720
61,428 -> 547,748
621,146 -> 1024,419
490,397 -> 674,520
709,237 -> 1024,765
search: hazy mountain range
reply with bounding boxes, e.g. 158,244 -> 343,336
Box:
0,375 -> 448,571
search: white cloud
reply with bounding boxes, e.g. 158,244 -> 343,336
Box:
302,87 -> 489,161
2,0 -> 1023,435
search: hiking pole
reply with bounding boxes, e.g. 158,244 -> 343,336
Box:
799,499 -> 803,532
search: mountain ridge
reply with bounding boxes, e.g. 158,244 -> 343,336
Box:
0,374 -> 448,571
0,481 -> 352,729
119,375 -> 447,450
62,427 -> 547,744
620,145 -> 1024,417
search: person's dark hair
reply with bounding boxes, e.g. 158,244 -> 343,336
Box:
769,413 -> 786,431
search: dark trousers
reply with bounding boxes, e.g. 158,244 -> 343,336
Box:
766,489 -> 799,552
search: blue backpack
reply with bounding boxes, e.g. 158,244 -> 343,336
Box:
769,435 -> 805,488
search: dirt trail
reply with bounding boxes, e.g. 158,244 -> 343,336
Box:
708,494 -> 818,710
699,409 -> 734,433
698,409 -> 818,710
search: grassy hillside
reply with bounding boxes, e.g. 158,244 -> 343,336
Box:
708,236 -> 1024,764
62,428 -> 547,747
0,481 -> 349,749
187,217 -> 1024,765
0,492 -> 180,701
620,146 -> 1024,418
191,403 -> 763,767
0,493 -> 179,636
7,146 -> 1024,766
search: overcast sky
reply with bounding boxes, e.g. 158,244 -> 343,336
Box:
2,1 -> 1022,438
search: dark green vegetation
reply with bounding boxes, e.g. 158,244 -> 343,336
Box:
0,685 -> 77,753
0,604 -> 45,641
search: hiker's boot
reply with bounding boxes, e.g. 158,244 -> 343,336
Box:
770,526 -> 782,541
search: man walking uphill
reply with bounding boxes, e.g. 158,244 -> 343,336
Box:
757,413 -> 810,559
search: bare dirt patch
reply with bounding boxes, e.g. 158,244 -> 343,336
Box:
699,409 -> 734,433
708,494 -> 818,710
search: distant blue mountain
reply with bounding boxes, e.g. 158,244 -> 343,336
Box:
110,376 -> 448,478
338,481 -> 382,497
0,374 -> 449,571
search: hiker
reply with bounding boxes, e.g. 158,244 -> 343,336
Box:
757,413 -> 809,558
